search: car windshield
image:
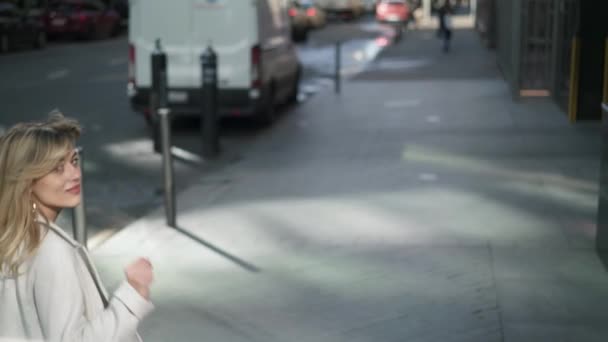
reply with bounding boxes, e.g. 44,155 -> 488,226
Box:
299,0 -> 314,8
0,1 -> 15,11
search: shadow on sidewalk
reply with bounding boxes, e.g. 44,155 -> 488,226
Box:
173,224 -> 261,273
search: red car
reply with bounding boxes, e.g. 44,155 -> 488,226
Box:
376,0 -> 411,23
44,0 -> 121,40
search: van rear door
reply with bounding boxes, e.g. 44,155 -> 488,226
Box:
131,0 -> 257,89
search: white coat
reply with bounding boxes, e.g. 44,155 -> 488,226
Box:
0,218 -> 154,342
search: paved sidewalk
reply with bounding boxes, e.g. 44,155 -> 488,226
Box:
92,28 -> 608,341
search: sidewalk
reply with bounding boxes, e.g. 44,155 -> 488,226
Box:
92,27 -> 608,342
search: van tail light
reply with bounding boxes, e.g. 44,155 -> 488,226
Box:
288,8 -> 297,17
73,12 -> 87,21
128,43 -> 135,86
251,45 -> 262,89
306,8 -> 317,17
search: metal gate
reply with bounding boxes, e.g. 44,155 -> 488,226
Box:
553,0 -> 580,110
519,0 -> 557,95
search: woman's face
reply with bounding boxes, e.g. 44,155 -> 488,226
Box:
31,148 -> 81,220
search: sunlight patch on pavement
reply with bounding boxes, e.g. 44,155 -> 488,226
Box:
170,186 -> 566,258
403,145 -> 598,193
171,146 -> 204,165
104,138 -> 153,157
88,228 -> 119,250
419,173 -> 438,182
102,138 -> 201,168
373,58 -> 431,70
498,181 -> 597,212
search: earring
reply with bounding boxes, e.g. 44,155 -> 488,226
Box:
32,202 -> 37,214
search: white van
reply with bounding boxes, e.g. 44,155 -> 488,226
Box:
315,0 -> 365,19
128,0 -> 301,123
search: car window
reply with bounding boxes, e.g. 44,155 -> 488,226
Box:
81,3 -> 100,11
0,2 -> 16,17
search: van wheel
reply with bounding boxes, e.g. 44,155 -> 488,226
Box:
287,67 -> 301,104
258,86 -> 277,124
0,34 -> 9,53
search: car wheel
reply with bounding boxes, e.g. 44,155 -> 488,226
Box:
34,31 -> 47,49
0,34 -> 9,53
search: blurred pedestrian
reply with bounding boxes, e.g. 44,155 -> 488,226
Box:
436,0 -> 453,52
0,112 -> 154,341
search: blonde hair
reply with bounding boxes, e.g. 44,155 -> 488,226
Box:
0,112 -> 81,276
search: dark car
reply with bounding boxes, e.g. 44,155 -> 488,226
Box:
112,0 -> 128,22
44,0 -> 120,39
0,1 -> 47,53
288,1 -> 309,42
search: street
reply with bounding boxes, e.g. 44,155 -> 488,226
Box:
0,15 -> 391,247
3,4 -> 608,341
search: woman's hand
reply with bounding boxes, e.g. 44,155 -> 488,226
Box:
125,258 -> 154,300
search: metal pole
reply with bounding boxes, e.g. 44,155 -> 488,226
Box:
201,46 -> 220,159
335,41 -> 341,94
159,107 -> 176,228
72,146 -> 87,248
150,39 -> 167,153
155,44 -> 176,227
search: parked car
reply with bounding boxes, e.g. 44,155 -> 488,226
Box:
288,1 -> 309,42
315,0 -> 365,20
44,0 -> 121,40
128,0 -> 301,124
112,0 -> 128,22
362,0 -> 378,13
0,0 -> 47,53
298,0 -> 327,28
376,0 -> 411,23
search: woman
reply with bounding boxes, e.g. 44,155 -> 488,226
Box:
436,0 -> 453,52
0,113 -> 154,341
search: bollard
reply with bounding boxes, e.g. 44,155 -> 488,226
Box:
393,22 -> 403,42
159,107 -> 176,228
72,146 -> 87,248
335,41 -> 341,94
150,38 -> 168,153
201,46 -> 220,159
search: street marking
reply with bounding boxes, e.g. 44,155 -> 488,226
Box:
47,69 -> 69,80
109,57 -> 127,66
384,100 -> 421,109
90,72 -> 125,83
426,115 -> 441,123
